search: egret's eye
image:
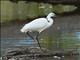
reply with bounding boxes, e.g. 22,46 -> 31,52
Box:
51,16 -> 54,19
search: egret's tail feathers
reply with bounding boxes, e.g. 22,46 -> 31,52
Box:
20,28 -> 25,33
20,28 -> 30,33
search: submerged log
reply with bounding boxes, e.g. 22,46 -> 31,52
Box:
2,47 -> 79,60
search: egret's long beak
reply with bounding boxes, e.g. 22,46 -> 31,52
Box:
51,15 -> 56,19
54,15 -> 56,18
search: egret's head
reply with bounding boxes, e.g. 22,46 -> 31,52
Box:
47,12 -> 56,18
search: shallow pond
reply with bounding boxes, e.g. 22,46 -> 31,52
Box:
1,33 -> 80,60
1,15 -> 80,60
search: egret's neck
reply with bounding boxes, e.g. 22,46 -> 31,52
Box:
46,16 -> 53,23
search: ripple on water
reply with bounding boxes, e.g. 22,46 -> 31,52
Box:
1,38 -> 34,47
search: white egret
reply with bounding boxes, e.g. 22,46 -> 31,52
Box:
20,12 -> 56,49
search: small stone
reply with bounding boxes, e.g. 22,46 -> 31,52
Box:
8,58 -> 15,60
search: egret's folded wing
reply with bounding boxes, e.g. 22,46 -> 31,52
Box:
25,18 -> 47,30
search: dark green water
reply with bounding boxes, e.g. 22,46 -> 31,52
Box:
1,32 -> 80,60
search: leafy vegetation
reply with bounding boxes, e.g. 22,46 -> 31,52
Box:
1,1 -> 78,23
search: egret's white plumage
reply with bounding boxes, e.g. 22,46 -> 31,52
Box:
20,12 -> 55,33
20,13 -> 56,49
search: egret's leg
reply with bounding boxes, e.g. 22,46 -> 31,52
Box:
36,32 -> 42,50
27,31 -> 42,50
26,31 -> 34,40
